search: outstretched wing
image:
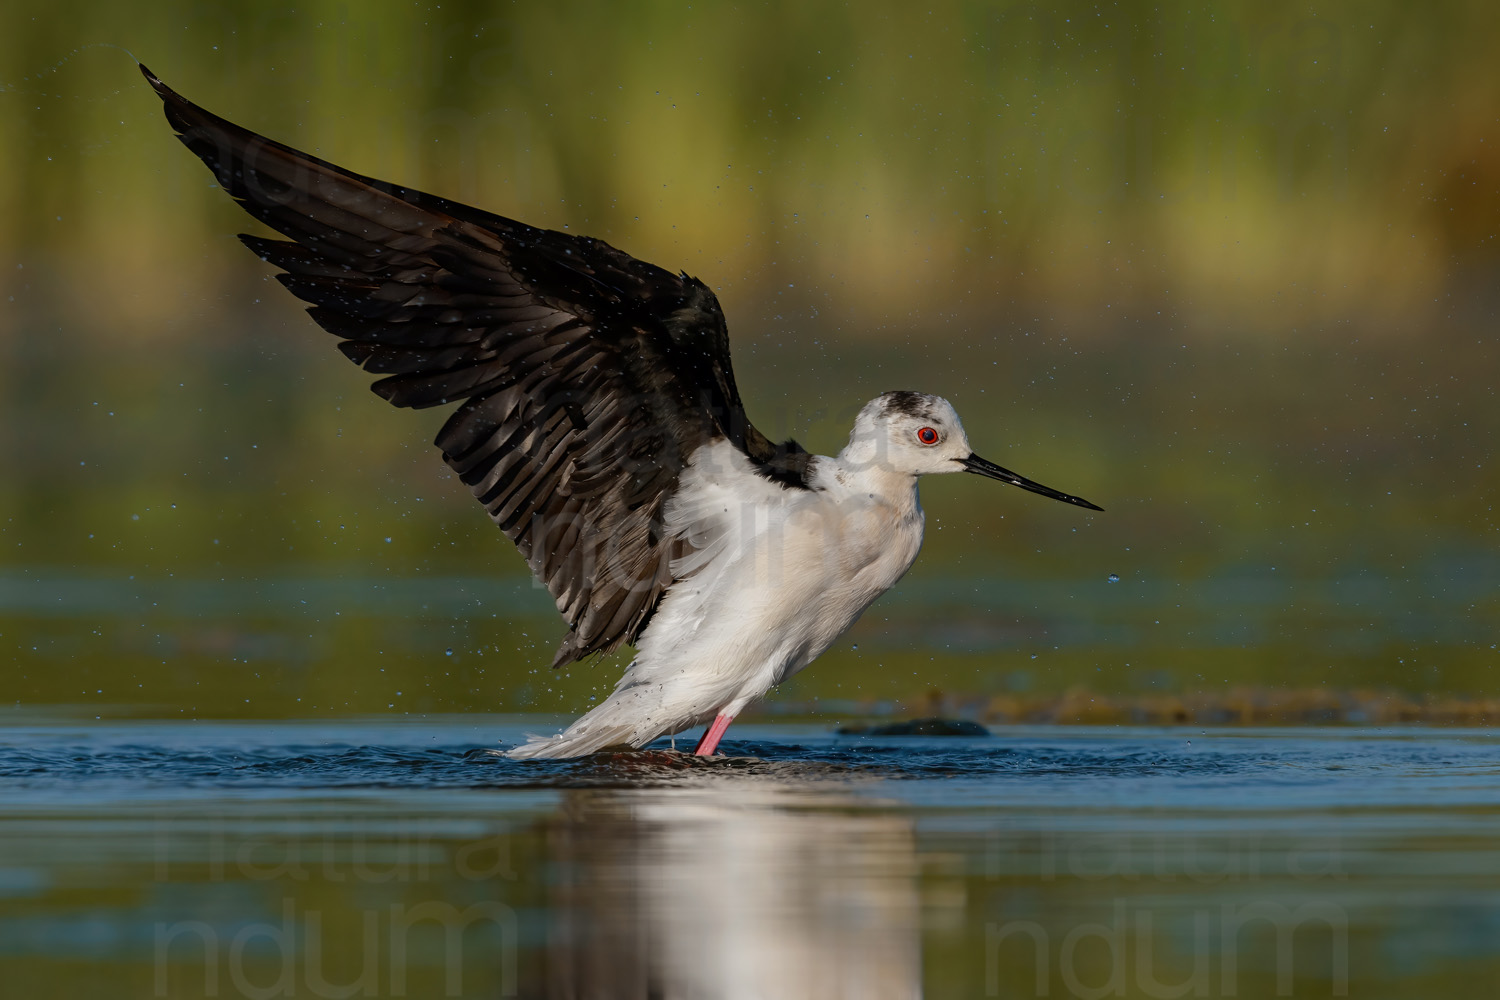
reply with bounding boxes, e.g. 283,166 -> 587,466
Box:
142,65 -> 810,666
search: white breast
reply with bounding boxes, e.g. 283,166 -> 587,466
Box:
620,440 -> 924,718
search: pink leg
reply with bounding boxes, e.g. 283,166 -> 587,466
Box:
693,714 -> 735,756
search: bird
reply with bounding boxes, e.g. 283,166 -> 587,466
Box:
141,65 -> 1101,759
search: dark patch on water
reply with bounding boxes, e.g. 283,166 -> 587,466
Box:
836,717 -> 992,736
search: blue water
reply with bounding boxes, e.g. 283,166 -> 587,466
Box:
3,718 -> 1498,997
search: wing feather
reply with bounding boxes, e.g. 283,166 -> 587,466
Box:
143,65 -> 810,665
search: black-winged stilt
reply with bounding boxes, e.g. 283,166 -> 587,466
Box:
142,67 -> 1101,759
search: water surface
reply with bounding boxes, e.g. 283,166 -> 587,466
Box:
2,718 -> 1497,997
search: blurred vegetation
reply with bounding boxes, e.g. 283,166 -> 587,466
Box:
1,1 -> 1496,717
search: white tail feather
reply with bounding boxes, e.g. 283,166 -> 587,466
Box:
503,690 -> 686,759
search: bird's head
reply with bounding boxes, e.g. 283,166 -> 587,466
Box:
845,391 -> 1103,511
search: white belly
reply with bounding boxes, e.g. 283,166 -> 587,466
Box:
626,440 -> 925,723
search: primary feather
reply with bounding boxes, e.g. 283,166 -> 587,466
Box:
141,65 -> 810,668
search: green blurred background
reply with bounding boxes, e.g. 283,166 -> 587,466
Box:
2,0 -> 1496,720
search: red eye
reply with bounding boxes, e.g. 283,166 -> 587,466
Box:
916,427 -> 939,445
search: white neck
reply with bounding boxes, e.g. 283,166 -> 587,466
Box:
821,449 -> 923,515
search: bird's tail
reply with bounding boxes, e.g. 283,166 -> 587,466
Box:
503,687 -> 688,760
504,721 -> 639,760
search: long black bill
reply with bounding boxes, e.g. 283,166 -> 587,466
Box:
960,454 -> 1104,511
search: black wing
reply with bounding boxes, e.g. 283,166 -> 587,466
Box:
141,65 -> 810,667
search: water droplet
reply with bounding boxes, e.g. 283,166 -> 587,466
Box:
445,648 -> 454,657
1107,573 -> 1120,583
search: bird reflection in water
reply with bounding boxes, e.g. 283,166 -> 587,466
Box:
542,772 -> 921,999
